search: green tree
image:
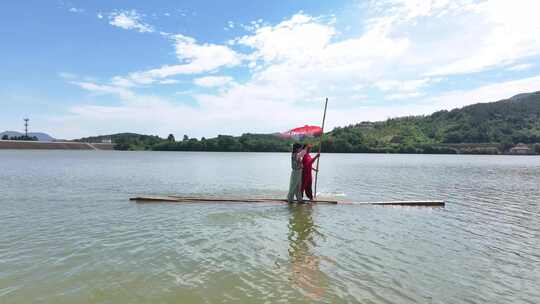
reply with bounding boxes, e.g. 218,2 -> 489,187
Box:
114,137 -> 131,150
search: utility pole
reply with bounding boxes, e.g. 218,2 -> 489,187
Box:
24,118 -> 29,138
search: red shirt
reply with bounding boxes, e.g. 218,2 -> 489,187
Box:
302,153 -> 314,173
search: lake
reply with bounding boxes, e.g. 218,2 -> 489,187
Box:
1,150 -> 539,303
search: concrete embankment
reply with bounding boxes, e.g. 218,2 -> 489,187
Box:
0,140 -> 115,150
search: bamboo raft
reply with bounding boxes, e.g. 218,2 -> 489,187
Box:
129,196 -> 445,207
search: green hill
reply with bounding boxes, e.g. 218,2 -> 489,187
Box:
322,91 -> 540,154
76,91 -> 540,154
323,92 -> 540,152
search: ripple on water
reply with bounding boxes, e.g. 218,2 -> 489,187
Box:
0,151 -> 539,303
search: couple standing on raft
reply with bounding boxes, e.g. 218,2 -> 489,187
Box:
287,143 -> 320,203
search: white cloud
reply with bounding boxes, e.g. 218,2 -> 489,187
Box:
194,76 -> 233,87
109,10 -> 154,33
110,76 -> 136,88
69,7 -> 84,13
56,75 -> 540,139
159,79 -> 180,85
70,81 -> 134,99
419,74 -> 540,110
374,78 -> 441,100
239,19 -> 265,32
97,13 -> 103,19
380,0 -> 470,20
386,92 -> 425,100
173,34 -> 241,71
374,79 -> 433,92
425,0 -> 540,75
236,14 -> 335,64
175,90 -> 193,95
204,12 -> 413,111
116,34 -> 241,85
507,63 -> 533,71
52,92 -> 317,139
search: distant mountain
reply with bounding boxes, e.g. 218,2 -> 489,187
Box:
29,132 -> 55,142
0,131 -> 55,142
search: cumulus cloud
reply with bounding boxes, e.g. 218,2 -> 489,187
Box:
235,14 -> 335,64
109,10 -> 154,33
194,12 -> 413,114
59,1 -> 540,138
113,34 -> 242,86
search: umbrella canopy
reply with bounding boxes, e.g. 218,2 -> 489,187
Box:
280,125 -> 323,139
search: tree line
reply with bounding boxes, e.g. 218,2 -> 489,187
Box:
1,135 -> 38,141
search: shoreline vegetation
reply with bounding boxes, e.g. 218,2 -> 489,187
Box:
76,91 -> 540,155
1,135 -> 38,141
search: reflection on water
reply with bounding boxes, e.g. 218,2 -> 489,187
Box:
288,204 -> 328,300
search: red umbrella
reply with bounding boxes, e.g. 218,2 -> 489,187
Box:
280,125 -> 323,139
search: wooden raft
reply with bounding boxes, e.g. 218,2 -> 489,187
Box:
129,196 -> 445,207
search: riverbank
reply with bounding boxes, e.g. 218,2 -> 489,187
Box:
0,140 -> 114,150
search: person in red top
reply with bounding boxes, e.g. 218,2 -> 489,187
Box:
301,144 -> 320,201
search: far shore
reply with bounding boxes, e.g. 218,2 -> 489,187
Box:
0,140 -> 114,150
1,140 -> 539,155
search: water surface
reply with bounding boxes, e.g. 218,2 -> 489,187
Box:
1,151 -> 539,303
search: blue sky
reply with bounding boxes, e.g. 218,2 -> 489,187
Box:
1,0 -> 540,139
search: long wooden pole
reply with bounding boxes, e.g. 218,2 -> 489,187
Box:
129,196 -> 445,207
314,98 -> 328,199
130,196 -> 445,206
